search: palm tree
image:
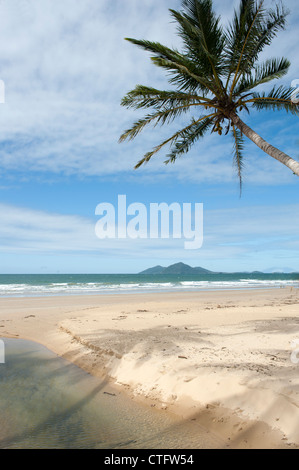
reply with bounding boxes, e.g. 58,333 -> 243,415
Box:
119,0 -> 299,189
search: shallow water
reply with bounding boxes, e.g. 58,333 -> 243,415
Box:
0,338 -> 220,449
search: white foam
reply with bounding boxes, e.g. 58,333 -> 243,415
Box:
0,278 -> 298,298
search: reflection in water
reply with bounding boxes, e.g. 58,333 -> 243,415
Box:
0,338 -> 220,449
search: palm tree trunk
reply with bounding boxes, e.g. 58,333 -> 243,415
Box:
231,114 -> 299,177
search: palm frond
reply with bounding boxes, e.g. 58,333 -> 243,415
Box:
169,0 -> 225,83
246,85 -> 299,115
226,0 -> 288,93
119,103 -> 198,143
224,0 -> 262,77
125,38 -> 214,95
124,38 -> 182,62
150,56 -> 219,96
120,86 -> 205,110
232,124 -> 245,193
134,112 -> 218,168
164,116 -> 214,163
232,57 -> 290,96
249,2 -> 289,60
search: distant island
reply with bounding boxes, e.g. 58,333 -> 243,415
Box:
138,262 -> 298,275
139,262 -> 214,275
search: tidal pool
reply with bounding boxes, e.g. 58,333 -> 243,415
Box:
0,338 -> 220,449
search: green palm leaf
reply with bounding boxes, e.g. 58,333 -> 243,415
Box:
125,38 -> 214,94
247,85 -> 299,115
169,0 -> 225,82
232,125 -> 245,193
134,113 -> 218,168
164,117 -> 215,164
120,86 -> 205,110
119,104 -> 196,143
226,0 -> 288,94
232,57 -> 290,96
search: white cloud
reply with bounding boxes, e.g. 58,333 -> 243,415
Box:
0,0 -> 297,184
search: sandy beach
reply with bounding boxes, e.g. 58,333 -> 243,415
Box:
1,287 -> 299,449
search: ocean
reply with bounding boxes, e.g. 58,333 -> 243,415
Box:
0,272 -> 298,297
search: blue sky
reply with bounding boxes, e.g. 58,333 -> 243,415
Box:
0,0 -> 298,274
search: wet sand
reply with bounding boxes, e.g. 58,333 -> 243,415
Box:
1,288 -> 299,448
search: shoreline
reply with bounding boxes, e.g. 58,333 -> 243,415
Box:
1,281 -> 297,298
1,288 -> 299,448
0,285 -> 293,300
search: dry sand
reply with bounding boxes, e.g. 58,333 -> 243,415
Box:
1,287 -> 299,449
